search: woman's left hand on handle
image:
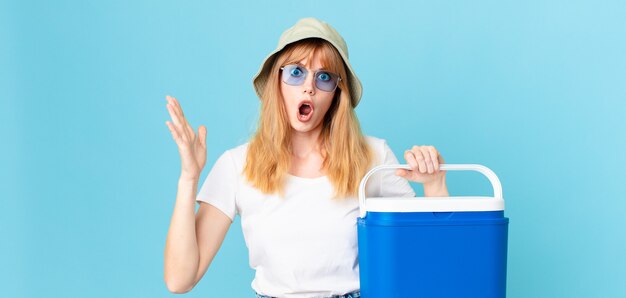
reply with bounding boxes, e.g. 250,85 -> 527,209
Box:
396,145 -> 448,196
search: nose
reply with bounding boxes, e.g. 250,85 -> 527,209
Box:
302,72 -> 315,95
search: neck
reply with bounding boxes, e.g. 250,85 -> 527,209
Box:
290,125 -> 323,159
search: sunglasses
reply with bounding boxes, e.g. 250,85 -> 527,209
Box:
280,64 -> 342,92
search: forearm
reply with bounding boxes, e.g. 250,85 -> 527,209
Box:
424,176 -> 449,197
164,177 -> 201,292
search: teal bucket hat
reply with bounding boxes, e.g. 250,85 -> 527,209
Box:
252,17 -> 363,108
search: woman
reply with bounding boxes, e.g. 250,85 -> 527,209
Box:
164,17 -> 448,298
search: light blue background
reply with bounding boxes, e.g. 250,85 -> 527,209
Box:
2,0 -> 625,297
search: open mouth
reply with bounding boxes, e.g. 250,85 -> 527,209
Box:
297,101 -> 314,122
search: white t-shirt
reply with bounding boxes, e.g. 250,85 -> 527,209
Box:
196,135 -> 415,298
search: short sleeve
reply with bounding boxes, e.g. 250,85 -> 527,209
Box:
196,150 -> 238,221
379,141 -> 416,197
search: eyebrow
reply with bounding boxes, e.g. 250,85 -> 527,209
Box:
294,62 -> 328,72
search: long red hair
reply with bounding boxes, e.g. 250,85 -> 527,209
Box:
244,38 -> 372,199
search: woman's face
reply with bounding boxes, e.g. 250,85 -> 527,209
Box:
280,53 -> 337,134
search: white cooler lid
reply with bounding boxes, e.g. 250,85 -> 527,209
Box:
359,164 -> 505,218
365,196 -> 505,212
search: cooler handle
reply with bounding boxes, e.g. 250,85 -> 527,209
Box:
358,164 -> 503,218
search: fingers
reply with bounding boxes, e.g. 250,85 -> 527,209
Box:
420,146 -> 434,174
411,146 -> 429,173
166,99 -> 182,128
166,105 -> 186,146
165,95 -> 195,141
165,120 -> 180,143
171,96 -> 195,138
406,146 -> 442,174
184,120 -> 195,141
427,146 -> 440,172
198,125 -> 207,148
404,149 -> 424,173
166,95 -> 185,119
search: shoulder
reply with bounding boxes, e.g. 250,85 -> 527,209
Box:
364,135 -> 392,165
217,142 -> 249,173
364,135 -> 389,154
225,142 -> 249,159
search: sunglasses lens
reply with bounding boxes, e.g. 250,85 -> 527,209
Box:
315,71 -> 339,92
281,65 -> 306,86
281,65 -> 339,92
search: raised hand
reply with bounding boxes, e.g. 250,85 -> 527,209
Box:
165,95 -> 207,181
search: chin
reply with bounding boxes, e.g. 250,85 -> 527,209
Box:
289,118 -> 321,133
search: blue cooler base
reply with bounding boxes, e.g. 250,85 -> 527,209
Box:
357,211 -> 509,298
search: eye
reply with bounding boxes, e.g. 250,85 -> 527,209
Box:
289,66 -> 304,77
317,72 -> 331,81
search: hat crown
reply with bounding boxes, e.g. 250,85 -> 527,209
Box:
278,17 -> 349,58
